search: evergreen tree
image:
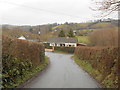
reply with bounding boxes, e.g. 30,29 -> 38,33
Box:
67,29 -> 74,37
58,29 -> 65,37
49,26 -> 52,32
29,28 -> 33,32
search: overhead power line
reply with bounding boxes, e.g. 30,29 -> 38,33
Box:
1,0 -> 81,19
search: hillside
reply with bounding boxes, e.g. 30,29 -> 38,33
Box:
52,22 -> 116,31
2,30 -> 40,40
2,20 -> 118,42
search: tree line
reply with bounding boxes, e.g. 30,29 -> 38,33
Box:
58,29 -> 75,37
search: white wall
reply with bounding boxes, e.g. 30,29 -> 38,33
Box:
55,43 -> 63,46
50,43 -> 77,47
65,43 -> 77,47
50,43 -> 55,46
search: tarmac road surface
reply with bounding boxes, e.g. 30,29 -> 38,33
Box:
25,52 -> 100,88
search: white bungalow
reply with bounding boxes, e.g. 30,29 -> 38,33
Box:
47,37 -> 78,47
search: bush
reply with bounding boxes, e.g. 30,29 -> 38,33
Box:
88,29 -> 118,46
55,47 -> 75,53
43,43 -> 52,49
74,46 -> 118,88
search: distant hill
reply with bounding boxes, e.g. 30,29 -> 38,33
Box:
2,20 -> 118,41
2,20 -> 117,33
2,23 -> 58,34
52,21 -> 116,32
2,29 -> 40,40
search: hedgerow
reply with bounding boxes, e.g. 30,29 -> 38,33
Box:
2,35 -> 45,88
74,46 -> 118,88
54,47 -> 75,53
43,43 -> 52,49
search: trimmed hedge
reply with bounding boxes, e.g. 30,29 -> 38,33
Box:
54,47 -> 75,53
2,35 -> 45,88
74,46 -> 118,88
43,43 -> 52,49
44,43 -> 75,53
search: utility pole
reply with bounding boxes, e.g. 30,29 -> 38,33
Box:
38,25 -> 41,42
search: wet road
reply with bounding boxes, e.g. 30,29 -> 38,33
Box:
26,52 -> 100,88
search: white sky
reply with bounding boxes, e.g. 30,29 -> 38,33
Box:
0,0 -> 118,25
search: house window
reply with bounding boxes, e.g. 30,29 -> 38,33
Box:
63,44 -> 65,46
60,44 -> 65,46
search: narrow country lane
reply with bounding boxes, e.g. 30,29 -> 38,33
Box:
25,52 -> 100,88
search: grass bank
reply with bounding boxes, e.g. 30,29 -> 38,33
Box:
2,56 -> 49,88
74,46 -> 118,88
73,56 -> 102,88
73,55 -> 118,88
73,56 -> 100,76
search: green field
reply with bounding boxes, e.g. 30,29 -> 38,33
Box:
80,29 -> 96,31
76,36 -> 89,44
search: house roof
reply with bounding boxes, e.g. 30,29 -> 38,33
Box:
47,37 -> 78,43
18,36 -> 26,40
77,43 -> 87,46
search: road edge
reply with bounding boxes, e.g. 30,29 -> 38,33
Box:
16,56 -> 50,88
71,55 -> 102,88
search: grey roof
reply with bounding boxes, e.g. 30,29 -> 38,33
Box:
47,37 -> 78,43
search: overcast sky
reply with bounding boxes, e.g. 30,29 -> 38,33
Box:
0,0 -> 118,25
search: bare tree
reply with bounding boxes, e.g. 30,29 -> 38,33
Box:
91,0 -> 120,16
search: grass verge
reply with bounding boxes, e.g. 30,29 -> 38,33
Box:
72,55 -> 102,87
